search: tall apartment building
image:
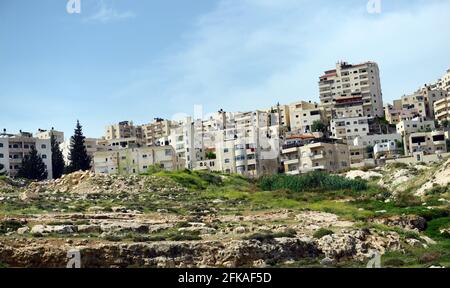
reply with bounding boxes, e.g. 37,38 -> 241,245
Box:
35,128 -> 65,144
266,104 -> 291,128
104,121 -> 143,140
281,138 -> 349,175
319,61 -> 384,120
289,101 -> 325,133
0,131 -> 53,179
93,146 -> 179,175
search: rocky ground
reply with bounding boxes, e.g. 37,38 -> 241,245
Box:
0,164 -> 449,268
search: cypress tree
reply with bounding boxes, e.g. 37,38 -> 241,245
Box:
17,146 -> 48,181
50,132 -> 65,179
68,120 -> 91,172
0,163 -> 5,176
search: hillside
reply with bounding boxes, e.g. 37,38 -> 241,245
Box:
0,163 -> 449,268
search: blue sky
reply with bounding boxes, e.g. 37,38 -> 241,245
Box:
1,0 -> 449,138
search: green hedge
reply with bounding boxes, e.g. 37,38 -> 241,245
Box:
259,172 -> 367,193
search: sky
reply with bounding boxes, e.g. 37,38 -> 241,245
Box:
1,0 -> 449,139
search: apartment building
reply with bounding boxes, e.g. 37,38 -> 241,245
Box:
429,68 -> 450,93
400,87 -> 447,119
384,103 -> 420,125
332,95 -> 365,119
104,121 -> 143,140
96,137 -> 143,151
407,131 -> 447,156
319,61 -> 384,120
61,138 -> 100,166
141,118 -> 172,147
35,129 -> 65,144
0,131 -> 53,179
266,104 -> 291,128
281,138 -> 349,175
289,101 -> 325,133
215,125 -> 281,178
373,141 -> 398,159
348,134 -> 401,167
434,96 -> 450,123
330,116 -> 371,142
396,117 -> 435,135
93,146 -> 179,175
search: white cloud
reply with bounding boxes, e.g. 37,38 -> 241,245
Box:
83,0 -> 135,24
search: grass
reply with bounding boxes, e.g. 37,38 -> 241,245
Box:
259,172 -> 368,193
313,228 -> 334,239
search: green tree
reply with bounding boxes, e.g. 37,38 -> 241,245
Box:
0,163 -> 6,176
17,146 -> 48,181
50,132 -> 65,179
311,120 -> 328,133
67,120 -> 91,172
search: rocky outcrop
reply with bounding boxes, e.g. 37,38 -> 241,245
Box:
372,215 -> 427,231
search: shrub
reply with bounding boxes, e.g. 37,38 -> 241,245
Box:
313,228 -> 334,239
394,191 -> 421,208
383,258 -> 405,267
259,172 -> 367,193
418,252 -> 441,264
0,220 -> 23,234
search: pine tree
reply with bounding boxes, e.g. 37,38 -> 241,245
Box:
50,132 -> 65,179
68,120 -> 91,172
17,146 -> 48,181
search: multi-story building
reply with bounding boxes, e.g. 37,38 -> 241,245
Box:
396,117 -> 435,136
96,137 -> 144,151
35,128 -> 65,144
289,101 -> 325,133
434,96 -> 450,123
141,118 -> 172,147
400,87 -> 447,120
266,104 -> 291,128
61,138 -> 100,166
93,146 -> 179,175
330,116 -> 371,142
429,68 -> 450,93
319,61 -> 384,120
407,131 -> 447,156
373,141 -> 398,159
348,134 -> 401,167
384,102 -> 420,125
104,121 -> 143,141
281,138 -> 349,175
0,131 -> 53,179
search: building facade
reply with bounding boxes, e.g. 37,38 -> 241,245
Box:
319,61 -> 384,120
93,146 -> 179,175
0,132 -> 53,179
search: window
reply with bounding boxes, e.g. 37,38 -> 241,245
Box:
42,154 -> 47,159
0,153 -> 3,158
0,143 -> 3,148
41,144 -> 46,149
225,159 -> 230,164
143,154 -> 148,158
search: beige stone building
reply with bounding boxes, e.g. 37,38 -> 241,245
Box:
281,139 -> 349,175
400,87 -> 447,120
104,121 -> 143,140
330,116 -> 371,142
288,101 -> 325,133
384,102 -> 420,125
141,118 -> 172,147
93,146 -> 179,175
35,128 -> 65,144
0,131 -> 53,179
407,131 -> 447,156
434,96 -> 450,123
319,61 -> 384,120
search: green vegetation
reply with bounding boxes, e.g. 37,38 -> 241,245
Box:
0,219 -> 23,234
17,146 -> 48,181
259,172 -> 367,193
244,229 -> 297,242
66,120 -> 91,173
313,228 -> 334,239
